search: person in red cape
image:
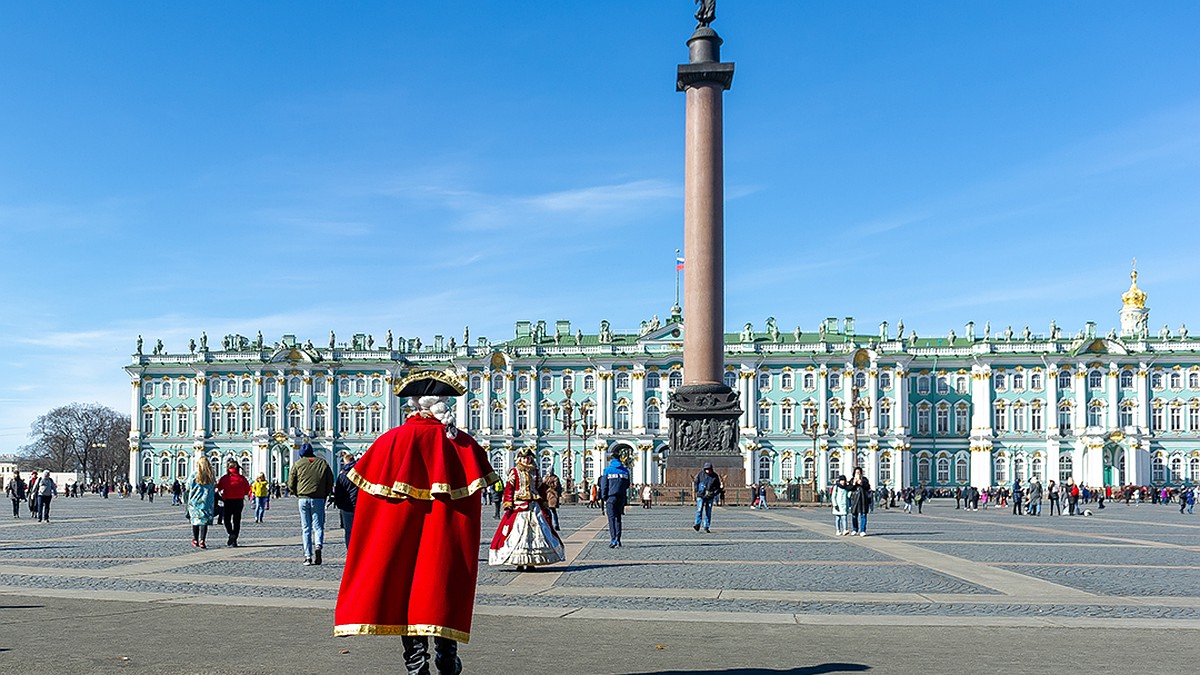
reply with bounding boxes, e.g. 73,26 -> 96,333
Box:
335,370 -> 497,675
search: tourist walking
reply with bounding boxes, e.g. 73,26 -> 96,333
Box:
489,447 -> 565,570
491,481 -> 503,519
641,484 -> 654,509
6,472 -> 25,518
1027,477 -> 1043,516
542,467 -> 563,531
215,460 -> 251,547
1047,480 -> 1061,515
1067,478 -> 1080,515
288,443 -> 335,566
1011,478 -> 1024,515
599,451 -> 630,548
333,451 -> 358,547
187,456 -> 216,549
27,470 -> 39,517
335,371 -> 499,675
831,475 -> 850,535
849,467 -> 871,536
915,485 -> 926,514
250,473 -> 270,522
693,462 -> 723,533
35,472 -> 56,522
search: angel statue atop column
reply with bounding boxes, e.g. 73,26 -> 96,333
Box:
695,0 -> 715,27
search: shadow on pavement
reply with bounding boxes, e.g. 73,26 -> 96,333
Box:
0,605 -> 43,610
642,663 -> 870,674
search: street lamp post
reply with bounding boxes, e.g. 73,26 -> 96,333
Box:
800,412 -> 821,501
555,387 -> 596,498
842,386 -> 871,472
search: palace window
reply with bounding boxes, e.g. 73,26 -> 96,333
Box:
1190,403 -> 1200,431
354,408 -> 366,435
1088,370 -> 1104,389
646,403 -> 661,431
1086,402 -> 1103,428
516,403 -> 529,431
955,404 -> 970,434
583,454 -> 595,483
565,373 -> 578,393
143,381 -> 154,398
469,374 -> 482,391
879,371 -> 892,390
1119,402 -> 1135,428
1030,372 -> 1043,390
314,377 -> 326,395
803,372 -> 816,390
917,457 -> 931,484
781,404 -> 794,432
208,379 -> 219,396
224,378 -> 236,396
370,407 -> 383,434
956,376 -> 969,395
936,376 -> 949,395
781,371 -> 794,390
995,457 -> 1008,484
583,374 -> 596,391
354,377 -> 367,396
338,408 -> 350,434
541,374 -> 552,391
234,378 -> 247,397
1151,372 -> 1165,390
1059,455 -> 1072,483
878,455 -> 892,484
337,378 -> 349,396
241,407 -> 252,433
803,456 -> 816,480
517,374 -> 529,392
266,378 -> 278,396
1190,372 -> 1200,389
936,404 -> 949,435
1058,370 -> 1072,390
724,371 -> 738,389
263,407 -> 277,431
492,373 -> 505,391
1013,405 -> 1027,432
994,373 -> 1007,392
828,405 -> 841,432
916,405 -> 931,435
491,405 -> 504,430
161,381 -> 172,399
1012,372 -> 1025,391
159,409 -> 172,436
828,371 -> 842,391
1120,370 -> 1135,389
854,371 -> 868,390
1191,456 -> 1200,482
956,456 -> 969,484
828,453 -> 841,481
757,404 -> 772,432
177,410 -> 190,436
177,457 -> 188,478
179,381 -> 189,398
1170,371 -> 1183,389
1013,456 -> 1026,482
758,454 -> 772,482
370,377 -> 383,396
1058,404 -> 1072,433
615,404 -> 631,431
469,402 -> 483,431
916,375 -> 930,395
1171,456 -> 1184,483
781,456 -> 794,481
615,372 -> 631,391
1031,457 -> 1043,481
646,372 -> 660,390
1031,404 -> 1044,433
288,406 -> 302,430
936,457 -> 950,484
668,371 -> 683,389
1151,405 -> 1164,432
758,372 -> 772,391
1151,455 -> 1166,483
993,403 -> 1007,433
208,409 -> 220,434
539,404 -> 553,431
879,402 -> 891,432
313,408 -> 326,434
1170,405 -> 1182,432
288,377 -> 301,395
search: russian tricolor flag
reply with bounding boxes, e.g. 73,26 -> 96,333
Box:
675,256 -> 685,272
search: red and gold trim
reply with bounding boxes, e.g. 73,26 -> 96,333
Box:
334,622 -> 471,643
348,468 -> 500,502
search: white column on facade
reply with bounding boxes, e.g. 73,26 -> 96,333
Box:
303,373 -> 315,433
632,370 -> 647,433
528,368 -> 540,435
1136,363 -> 1149,431
970,366 -> 992,434
480,370 -> 492,434
817,365 -> 829,434
252,372 -> 264,430
503,371 -> 515,433
1074,369 -> 1087,433
895,444 -> 909,490
970,446 -> 991,488
600,372 -> 613,432
128,378 -> 143,485
454,369 -> 469,429
276,375 -> 287,435
867,363 -> 880,434
1106,363 -> 1119,431
325,372 -> 336,440
1071,439 -> 1084,483
739,369 -> 753,429
195,372 -> 209,438
817,445 -> 830,488
894,369 -> 908,435
842,364 -> 855,446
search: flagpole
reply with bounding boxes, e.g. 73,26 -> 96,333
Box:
674,248 -> 681,308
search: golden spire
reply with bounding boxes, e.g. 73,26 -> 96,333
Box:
1122,258 -> 1146,309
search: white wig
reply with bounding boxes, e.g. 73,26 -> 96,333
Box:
411,395 -> 459,439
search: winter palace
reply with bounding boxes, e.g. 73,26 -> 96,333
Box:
127,269 -> 1200,492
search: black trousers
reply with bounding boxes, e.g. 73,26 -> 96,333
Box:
606,500 -> 623,543
402,636 -> 460,675
223,499 -> 244,543
10,498 -> 18,517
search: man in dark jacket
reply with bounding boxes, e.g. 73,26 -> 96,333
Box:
693,463 -> 723,533
287,443 -> 335,566
333,451 -> 359,547
598,452 -> 630,548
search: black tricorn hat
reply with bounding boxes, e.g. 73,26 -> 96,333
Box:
394,370 -> 466,397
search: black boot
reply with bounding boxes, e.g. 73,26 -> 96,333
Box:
433,637 -> 462,675
402,636 -> 431,675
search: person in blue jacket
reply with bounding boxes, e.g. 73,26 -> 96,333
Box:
599,451 -> 631,548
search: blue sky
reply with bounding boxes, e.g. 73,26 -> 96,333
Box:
1,1 -> 1198,446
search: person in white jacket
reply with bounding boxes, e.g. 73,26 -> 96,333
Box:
830,475 -> 851,535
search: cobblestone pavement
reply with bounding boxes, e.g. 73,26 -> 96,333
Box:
1,496 -> 1198,672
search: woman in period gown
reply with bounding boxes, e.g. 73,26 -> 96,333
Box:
488,448 -> 565,571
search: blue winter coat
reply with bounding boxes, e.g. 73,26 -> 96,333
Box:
599,459 -> 631,508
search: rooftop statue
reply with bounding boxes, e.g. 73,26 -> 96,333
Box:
896,320 -> 904,339
599,320 -> 613,343
1181,323 -> 1189,340
694,0 -> 715,27
200,332 -> 207,351
136,335 -> 143,355
386,330 -> 393,350
329,330 -> 336,350
188,338 -> 196,353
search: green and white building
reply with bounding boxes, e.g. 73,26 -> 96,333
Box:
127,269 -> 1200,491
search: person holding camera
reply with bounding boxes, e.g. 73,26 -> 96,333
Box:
692,462 -> 724,533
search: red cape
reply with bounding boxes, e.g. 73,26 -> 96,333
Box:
334,415 -> 498,642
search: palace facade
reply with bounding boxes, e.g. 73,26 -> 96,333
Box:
127,270 -> 1200,491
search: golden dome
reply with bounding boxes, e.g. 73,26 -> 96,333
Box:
1122,263 -> 1146,309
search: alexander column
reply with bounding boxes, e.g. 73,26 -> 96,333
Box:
665,0 -> 743,488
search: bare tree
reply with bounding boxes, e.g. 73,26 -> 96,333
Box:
25,403 -> 130,482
